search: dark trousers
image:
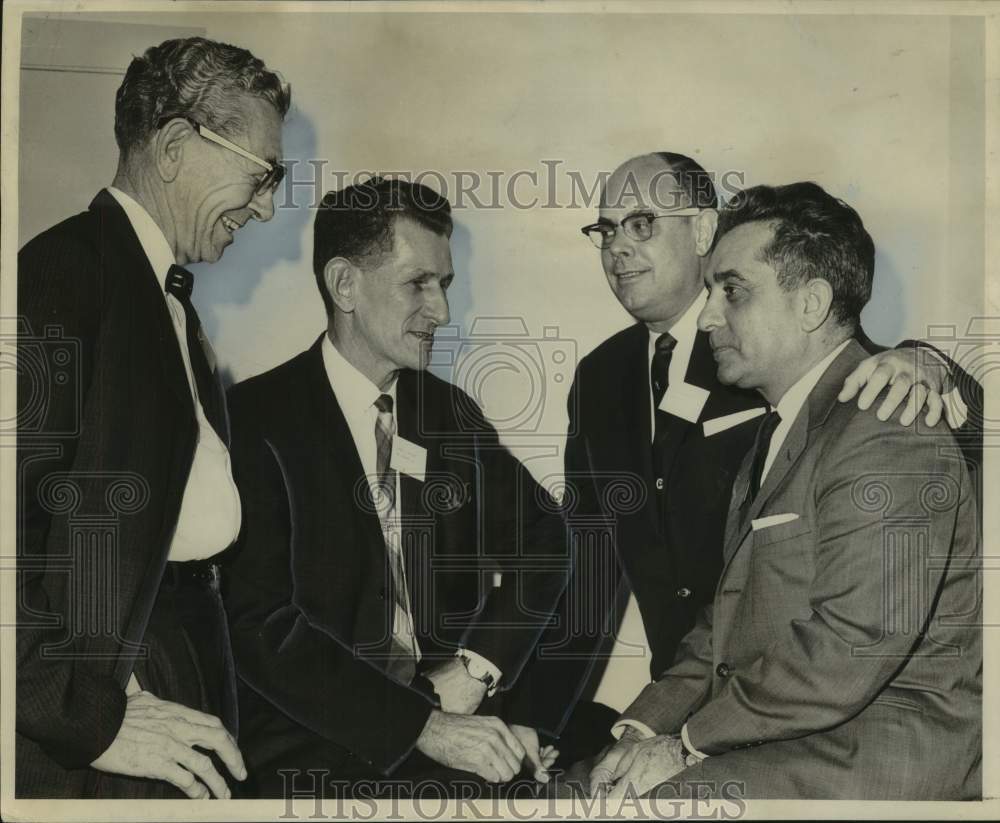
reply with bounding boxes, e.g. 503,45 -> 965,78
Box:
86,564 -> 239,798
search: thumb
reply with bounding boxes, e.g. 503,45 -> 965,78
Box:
524,742 -> 548,783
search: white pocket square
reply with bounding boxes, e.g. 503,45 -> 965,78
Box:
752,513 -> 800,531
703,407 -> 766,437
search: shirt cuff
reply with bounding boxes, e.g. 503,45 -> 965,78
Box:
611,719 -> 657,741
681,723 -> 709,760
456,649 -> 502,697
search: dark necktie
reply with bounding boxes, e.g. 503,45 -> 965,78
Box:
165,264 -> 227,442
746,409 -> 782,505
651,332 -> 677,409
373,394 -> 417,683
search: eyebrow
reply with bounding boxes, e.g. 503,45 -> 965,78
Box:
596,208 -> 653,226
711,268 -> 749,284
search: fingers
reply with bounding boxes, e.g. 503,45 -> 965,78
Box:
490,718 -> 526,775
924,390 -> 944,427
899,383 -> 928,426
875,376 -> 912,421
161,762 -> 211,800
182,723 -> 247,782
541,747 -> 559,768
855,362 -> 893,411
589,749 -> 623,796
838,358 -> 877,403
168,739 -> 230,799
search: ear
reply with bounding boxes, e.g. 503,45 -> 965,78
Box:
692,209 -> 718,257
152,117 -> 195,184
324,257 -> 358,313
800,277 -> 834,332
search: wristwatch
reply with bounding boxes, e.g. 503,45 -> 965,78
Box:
455,649 -> 497,694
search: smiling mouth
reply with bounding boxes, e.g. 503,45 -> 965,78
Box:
614,269 -> 650,282
221,216 -> 242,233
411,331 -> 435,344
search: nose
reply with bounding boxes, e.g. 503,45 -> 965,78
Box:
697,289 -> 722,333
425,283 -> 450,327
249,187 -> 276,223
606,224 -> 635,259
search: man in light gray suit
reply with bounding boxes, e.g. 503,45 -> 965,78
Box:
586,182 -> 981,800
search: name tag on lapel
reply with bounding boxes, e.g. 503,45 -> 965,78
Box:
659,382 -> 710,423
751,512 -> 799,531
391,437 -> 427,481
703,407 -> 766,437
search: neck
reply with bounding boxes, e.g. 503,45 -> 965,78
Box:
760,328 -> 851,406
111,162 -> 185,263
327,323 -> 398,392
644,284 -> 702,334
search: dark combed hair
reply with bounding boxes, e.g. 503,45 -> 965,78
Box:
114,36 -> 291,160
714,182 -> 875,327
312,177 -> 454,316
653,152 -> 719,209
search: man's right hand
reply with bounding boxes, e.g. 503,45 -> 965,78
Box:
415,710 -> 526,784
588,726 -> 642,796
90,690 -> 246,799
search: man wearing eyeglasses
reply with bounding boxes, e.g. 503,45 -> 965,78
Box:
16,37 -> 289,799
505,152 -> 981,788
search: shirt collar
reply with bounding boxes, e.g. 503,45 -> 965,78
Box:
647,291 -> 705,353
321,333 -> 397,421
773,338 -> 852,423
106,186 -> 176,289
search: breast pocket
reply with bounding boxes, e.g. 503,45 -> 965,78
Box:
751,515 -> 813,549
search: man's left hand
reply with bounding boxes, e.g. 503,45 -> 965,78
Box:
604,734 -> 688,800
425,658 -> 487,715
838,347 -> 947,426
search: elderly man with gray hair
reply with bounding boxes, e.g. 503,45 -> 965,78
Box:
17,36 -> 289,799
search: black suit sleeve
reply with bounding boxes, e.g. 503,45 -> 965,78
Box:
453,397 -> 571,691
16,236 -> 128,768
491,371 -> 624,736
223,396 -> 434,774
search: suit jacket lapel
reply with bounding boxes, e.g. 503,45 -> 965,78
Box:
304,338 -> 388,560
91,190 -> 192,414
720,340 -> 870,568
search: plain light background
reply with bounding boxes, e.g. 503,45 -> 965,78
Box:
17,8 -> 987,710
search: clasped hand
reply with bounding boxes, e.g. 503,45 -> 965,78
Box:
588,730 -> 688,799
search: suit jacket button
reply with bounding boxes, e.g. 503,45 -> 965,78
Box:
377,588 -> 386,601
676,587 -> 692,599
655,478 -> 664,491
716,662 -> 731,678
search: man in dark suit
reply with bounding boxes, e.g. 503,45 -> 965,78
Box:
16,37 -> 290,799
591,182 -> 980,799
507,152 -> 981,767
223,177 -> 569,798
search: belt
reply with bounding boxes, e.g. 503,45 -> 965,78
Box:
163,558 -> 221,591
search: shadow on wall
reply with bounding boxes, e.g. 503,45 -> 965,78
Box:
190,106 -> 319,385
862,247 -> 905,346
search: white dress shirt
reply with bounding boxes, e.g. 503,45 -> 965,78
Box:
107,187 -> 241,560
108,187 -> 242,697
321,334 -> 502,689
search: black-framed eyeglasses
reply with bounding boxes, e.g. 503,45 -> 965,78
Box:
157,116 -> 286,197
581,209 -> 702,249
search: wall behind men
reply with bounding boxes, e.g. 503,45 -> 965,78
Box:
17,9 -> 986,709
